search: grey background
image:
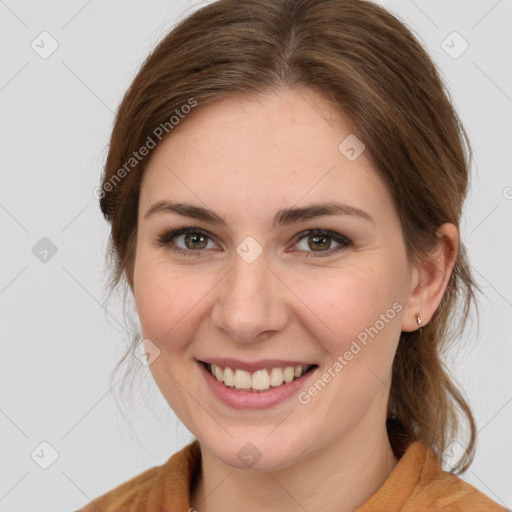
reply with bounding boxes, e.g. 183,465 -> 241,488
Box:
0,0 -> 511,510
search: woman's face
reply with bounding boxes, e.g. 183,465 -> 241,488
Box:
133,88 -> 417,470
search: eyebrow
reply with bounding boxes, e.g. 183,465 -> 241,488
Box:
143,200 -> 374,227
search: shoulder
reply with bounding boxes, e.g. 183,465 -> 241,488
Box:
403,443 -> 506,511
357,441 -> 507,512
75,440 -> 200,512
75,464 -> 164,512
412,468 -> 506,511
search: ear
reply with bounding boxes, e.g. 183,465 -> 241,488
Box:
401,223 -> 459,333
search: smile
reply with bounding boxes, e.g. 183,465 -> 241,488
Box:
205,362 -> 317,392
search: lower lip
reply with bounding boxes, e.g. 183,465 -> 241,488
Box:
198,361 -> 318,410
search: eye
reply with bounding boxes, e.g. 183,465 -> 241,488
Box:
289,229 -> 352,258
155,226 -> 218,256
154,226 -> 352,258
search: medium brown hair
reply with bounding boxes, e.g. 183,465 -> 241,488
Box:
100,0 -> 480,472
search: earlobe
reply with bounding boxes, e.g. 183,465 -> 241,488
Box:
400,223 -> 459,333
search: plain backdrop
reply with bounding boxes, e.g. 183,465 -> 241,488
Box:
0,0 -> 511,510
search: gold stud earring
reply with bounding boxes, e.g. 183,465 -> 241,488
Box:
416,313 -> 422,326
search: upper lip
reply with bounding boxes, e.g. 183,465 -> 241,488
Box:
198,358 -> 317,372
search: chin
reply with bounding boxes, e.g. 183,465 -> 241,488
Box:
198,428 -> 311,472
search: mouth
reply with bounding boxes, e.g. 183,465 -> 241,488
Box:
199,360 -> 318,393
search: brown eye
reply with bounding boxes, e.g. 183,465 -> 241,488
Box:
156,226 -> 352,259
308,234 -> 332,251
183,232 -> 208,250
292,229 -> 352,258
156,227 -> 217,255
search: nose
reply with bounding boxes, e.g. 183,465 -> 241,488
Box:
211,249 -> 289,344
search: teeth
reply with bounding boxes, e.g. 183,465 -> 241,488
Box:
208,363 -> 311,391
252,369 -> 270,390
213,364 -> 224,382
223,366 -> 235,387
283,366 -> 295,383
234,369 -> 252,389
269,367 -> 284,386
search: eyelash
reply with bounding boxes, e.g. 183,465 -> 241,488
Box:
154,225 -> 352,258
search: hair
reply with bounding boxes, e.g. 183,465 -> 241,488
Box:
99,0 -> 481,473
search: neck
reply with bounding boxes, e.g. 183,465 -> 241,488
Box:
190,423 -> 398,512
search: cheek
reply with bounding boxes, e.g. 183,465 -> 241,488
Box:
286,262 -> 403,350
291,266 -> 403,419
134,259 -> 169,334
133,250 -> 219,350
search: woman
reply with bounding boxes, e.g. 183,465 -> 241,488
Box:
77,0 -> 507,510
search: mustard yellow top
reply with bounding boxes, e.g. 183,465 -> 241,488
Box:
76,439 -> 506,511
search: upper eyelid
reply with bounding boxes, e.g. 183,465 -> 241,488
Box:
161,226 -> 350,249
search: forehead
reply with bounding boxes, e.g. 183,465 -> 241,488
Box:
139,89 -> 395,226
